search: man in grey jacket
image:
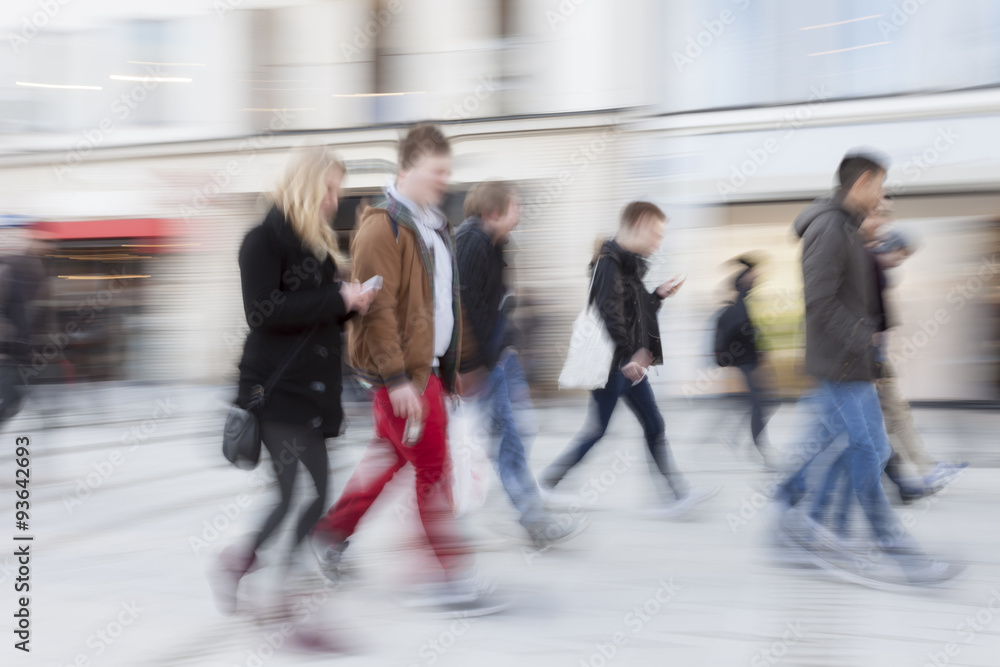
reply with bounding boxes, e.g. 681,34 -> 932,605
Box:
777,152 -> 956,585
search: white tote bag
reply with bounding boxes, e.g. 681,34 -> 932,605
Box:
558,259 -> 615,390
448,399 -> 492,517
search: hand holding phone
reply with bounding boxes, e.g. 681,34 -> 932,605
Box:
658,274 -> 686,298
361,275 -> 383,294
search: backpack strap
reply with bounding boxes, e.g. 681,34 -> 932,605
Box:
373,201 -> 400,241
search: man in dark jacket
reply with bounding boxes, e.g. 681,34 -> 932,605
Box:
456,182 -> 581,548
777,152 -> 955,585
541,202 -> 717,517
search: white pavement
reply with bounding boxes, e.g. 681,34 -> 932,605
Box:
0,383 -> 998,667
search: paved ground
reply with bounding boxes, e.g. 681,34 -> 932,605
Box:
1,382 -> 998,667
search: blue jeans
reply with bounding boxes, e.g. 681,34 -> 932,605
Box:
478,350 -> 547,528
777,388 -> 843,508
542,369 -> 688,500
797,381 -> 898,543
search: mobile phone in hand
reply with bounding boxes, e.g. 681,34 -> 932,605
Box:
402,416 -> 423,446
361,275 -> 383,294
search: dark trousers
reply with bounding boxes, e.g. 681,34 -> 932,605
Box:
736,362 -> 770,450
542,370 -> 688,500
253,421 -> 329,556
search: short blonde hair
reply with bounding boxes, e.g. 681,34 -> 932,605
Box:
271,146 -> 346,265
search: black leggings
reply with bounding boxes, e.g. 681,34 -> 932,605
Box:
252,421 -> 329,555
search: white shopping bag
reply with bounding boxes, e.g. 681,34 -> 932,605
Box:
448,399 -> 493,517
558,257 -> 614,390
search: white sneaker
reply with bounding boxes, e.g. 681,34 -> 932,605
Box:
643,486 -> 720,519
526,514 -> 590,550
538,485 -> 585,510
433,568 -> 510,618
923,462 -> 968,490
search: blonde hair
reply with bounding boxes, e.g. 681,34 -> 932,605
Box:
271,146 -> 347,266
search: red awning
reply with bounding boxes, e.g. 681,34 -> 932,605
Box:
32,218 -> 175,240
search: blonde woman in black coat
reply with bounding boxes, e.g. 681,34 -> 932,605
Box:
211,147 -> 374,614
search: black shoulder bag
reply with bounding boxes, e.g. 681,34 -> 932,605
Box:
222,325 -> 318,469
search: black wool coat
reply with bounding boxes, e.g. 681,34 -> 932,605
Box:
236,206 -> 351,437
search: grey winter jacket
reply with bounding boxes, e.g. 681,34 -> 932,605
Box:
793,194 -> 879,382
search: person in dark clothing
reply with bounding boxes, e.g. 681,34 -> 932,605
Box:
813,211 -> 966,532
714,254 -> 774,463
775,152 -> 956,586
0,230 -> 47,424
541,202 -> 717,517
456,181 -> 582,547
210,147 -> 374,614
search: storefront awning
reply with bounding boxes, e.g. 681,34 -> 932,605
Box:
31,218 -> 175,240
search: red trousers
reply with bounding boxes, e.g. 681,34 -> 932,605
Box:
314,375 -> 470,572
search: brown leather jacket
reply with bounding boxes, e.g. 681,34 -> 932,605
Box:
348,202 -> 462,394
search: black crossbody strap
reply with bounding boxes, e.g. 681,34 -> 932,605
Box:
252,324 -> 319,407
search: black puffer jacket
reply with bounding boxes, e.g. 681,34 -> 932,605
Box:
236,206 -> 352,437
793,195 -> 879,382
589,239 -> 664,371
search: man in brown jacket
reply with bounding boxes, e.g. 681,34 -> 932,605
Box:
312,125 -> 504,615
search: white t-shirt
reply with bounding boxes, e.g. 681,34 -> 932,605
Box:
387,184 -> 454,364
